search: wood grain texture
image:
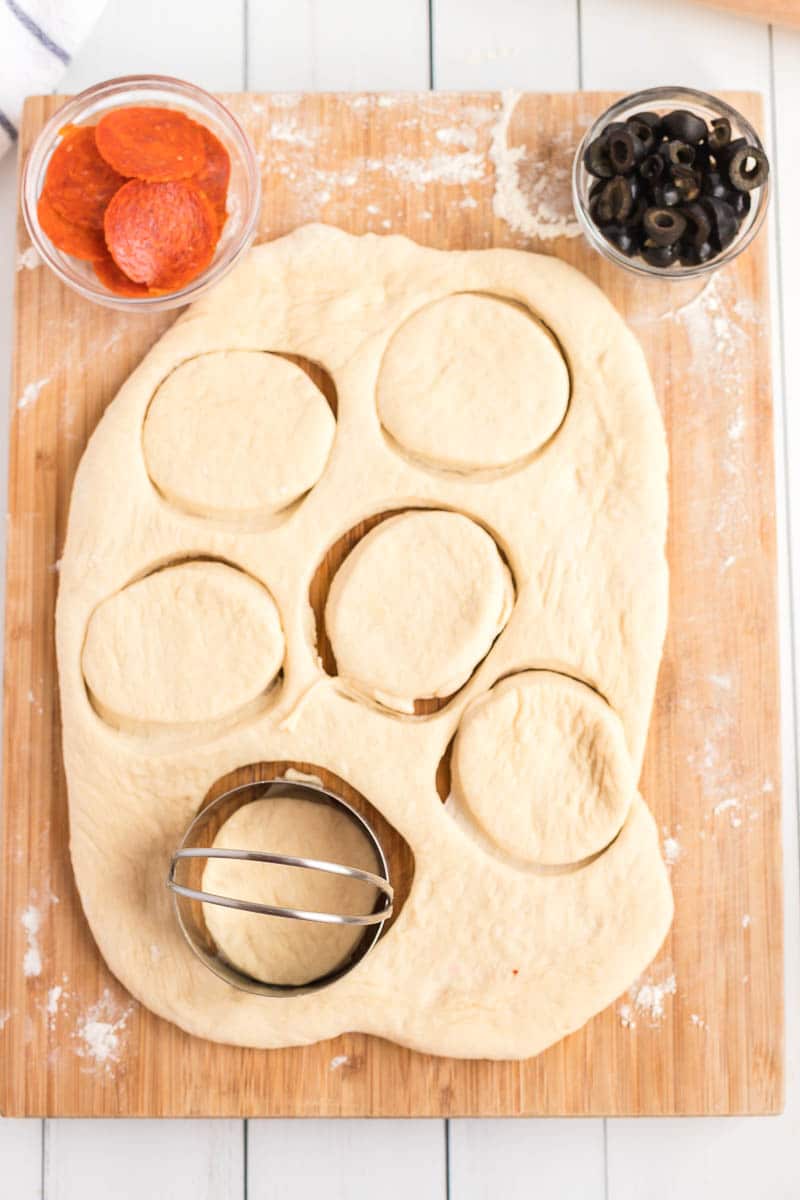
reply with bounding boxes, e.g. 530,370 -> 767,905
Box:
0,90 -> 782,1116
690,0 -> 800,29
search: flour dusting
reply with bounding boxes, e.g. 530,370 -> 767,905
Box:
436,125 -> 478,150
619,970 -> 676,1028
17,246 -> 41,270
21,905 -> 42,977
0,1010 -> 11,1030
74,989 -> 134,1074
663,835 -> 681,866
489,90 -> 581,241
329,1054 -> 349,1070
18,376 -> 50,411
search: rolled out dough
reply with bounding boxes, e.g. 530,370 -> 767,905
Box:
57,225 -> 671,1060
325,509 -> 514,712
202,795 -> 379,987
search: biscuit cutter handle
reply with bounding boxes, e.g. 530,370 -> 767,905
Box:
167,846 -> 394,926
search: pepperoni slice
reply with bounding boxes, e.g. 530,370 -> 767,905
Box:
104,178 -> 218,289
92,253 -> 152,297
95,106 -> 206,182
43,125 -> 125,230
193,126 -> 230,228
37,192 -> 108,261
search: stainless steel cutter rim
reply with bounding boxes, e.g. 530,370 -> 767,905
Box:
167,777 -> 394,997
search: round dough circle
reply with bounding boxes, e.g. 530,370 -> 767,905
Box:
82,561 -> 284,728
143,351 -> 336,519
202,795 -> 380,986
452,671 -> 635,866
325,510 -> 513,711
377,293 -> 569,471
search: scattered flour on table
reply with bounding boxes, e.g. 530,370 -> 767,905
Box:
436,125 -> 478,150
713,797 -> 743,828
489,89 -> 581,241
689,1013 -> 709,1030
618,970 -> 677,1029
663,835 -> 681,866
329,1054 -> 349,1071
0,1010 -> 11,1030
21,905 -> 42,977
73,989 -> 134,1074
17,246 -> 41,270
742,913 -> 752,928
17,376 -> 50,411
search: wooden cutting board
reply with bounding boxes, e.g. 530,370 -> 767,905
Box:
0,91 -> 782,1117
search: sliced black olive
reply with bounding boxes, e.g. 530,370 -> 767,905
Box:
639,154 -> 664,183
661,108 -> 708,145
631,110 -> 663,133
727,142 -> 769,191
679,239 -> 715,267
594,175 -> 635,224
603,120 -> 628,136
583,135 -> 614,179
602,223 -> 643,257
730,188 -> 751,220
681,200 -> 712,248
708,116 -> 732,152
671,165 -> 701,202
625,117 -> 656,155
653,180 -> 682,207
660,139 -> 695,167
643,206 -> 687,246
641,241 -> 679,268
701,170 -> 730,200
608,129 -> 646,174
704,196 -> 739,250
589,177 -> 606,201
692,143 -> 714,171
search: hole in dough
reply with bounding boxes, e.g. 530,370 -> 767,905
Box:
142,351 -> 336,521
82,560 -> 284,732
450,670 -> 634,867
200,760 -> 415,964
377,292 -> 569,473
319,509 -> 514,714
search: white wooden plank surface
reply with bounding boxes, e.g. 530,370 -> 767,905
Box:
0,1119 -> 42,1199
58,0 -> 245,93
247,1120 -> 446,1200
43,1120 -> 244,1200
449,1120 -> 605,1200
246,0 -> 430,91
1,2 -> 799,1198
431,0 -> 578,89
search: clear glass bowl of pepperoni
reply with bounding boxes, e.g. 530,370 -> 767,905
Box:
22,74 -> 261,311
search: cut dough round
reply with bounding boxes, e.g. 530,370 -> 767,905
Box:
325,510 -> 513,711
82,561 -> 284,729
377,293 -> 569,471
143,351 -> 335,519
452,671 -> 635,866
202,794 -> 380,987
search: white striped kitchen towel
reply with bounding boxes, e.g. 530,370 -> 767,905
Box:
0,0 -> 106,158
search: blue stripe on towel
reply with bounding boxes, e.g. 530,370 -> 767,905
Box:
0,107 -> 18,141
5,0 -> 71,65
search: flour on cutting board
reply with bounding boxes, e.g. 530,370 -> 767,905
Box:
489,90 -> 582,242
618,969 -> 677,1029
73,989 -> 134,1075
21,904 -> 43,977
17,376 -> 50,412
17,246 -> 41,271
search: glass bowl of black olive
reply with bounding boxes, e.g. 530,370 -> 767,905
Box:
572,86 -> 769,278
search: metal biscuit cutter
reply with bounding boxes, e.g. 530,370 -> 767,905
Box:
167,778 -> 394,997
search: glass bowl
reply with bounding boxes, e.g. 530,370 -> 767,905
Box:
572,86 -> 769,280
22,74 -> 261,312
